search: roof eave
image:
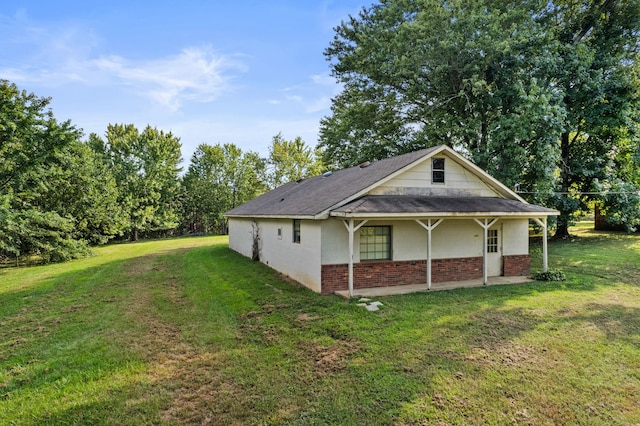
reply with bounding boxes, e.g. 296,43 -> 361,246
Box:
330,210 -> 560,219
226,214 -> 319,220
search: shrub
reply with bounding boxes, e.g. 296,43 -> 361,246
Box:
533,270 -> 566,281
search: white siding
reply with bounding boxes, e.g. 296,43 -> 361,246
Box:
318,218 -> 528,265
370,152 -> 499,197
321,219 -> 350,264
501,219 -> 529,255
228,218 -> 322,293
228,218 -> 254,258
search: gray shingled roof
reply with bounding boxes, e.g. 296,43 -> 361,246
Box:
331,195 -> 559,216
225,146 -> 442,218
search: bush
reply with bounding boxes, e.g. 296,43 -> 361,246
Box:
533,270 -> 566,281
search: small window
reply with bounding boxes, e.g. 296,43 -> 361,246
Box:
432,158 -> 445,183
487,229 -> 498,253
293,219 -> 301,243
277,228 -> 282,239
360,226 -> 391,260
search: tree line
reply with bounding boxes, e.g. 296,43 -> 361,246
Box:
319,0 -> 640,237
3,0 -> 640,263
0,80 -> 322,263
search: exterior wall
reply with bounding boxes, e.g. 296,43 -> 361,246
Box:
503,255 -> 531,276
228,217 -> 322,293
371,152 -> 499,197
501,219 -> 529,255
321,257 -> 483,294
319,217 -> 532,294
228,218 -> 255,258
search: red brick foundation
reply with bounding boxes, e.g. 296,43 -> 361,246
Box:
321,257 -> 483,295
503,254 -> 531,276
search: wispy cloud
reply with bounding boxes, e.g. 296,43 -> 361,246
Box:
0,11 -> 244,111
92,47 -> 245,110
278,72 -> 339,113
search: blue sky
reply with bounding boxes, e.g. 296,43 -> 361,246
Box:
1,1 -> 370,163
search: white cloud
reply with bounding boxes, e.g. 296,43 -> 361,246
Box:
0,11 -> 244,111
92,47 -> 244,110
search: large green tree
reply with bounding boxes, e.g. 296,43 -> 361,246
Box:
549,0 -> 640,236
320,0 -> 640,237
90,124 -> 183,241
0,80 -> 120,262
181,143 -> 266,234
267,133 -> 324,189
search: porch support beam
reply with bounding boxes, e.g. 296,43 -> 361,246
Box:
473,218 -> 497,285
532,217 -> 549,272
342,219 -> 368,297
415,219 -> 443,290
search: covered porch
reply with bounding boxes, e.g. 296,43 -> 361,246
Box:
330,195 -> 558,298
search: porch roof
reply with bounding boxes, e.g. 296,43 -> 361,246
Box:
330,195 -> 559,218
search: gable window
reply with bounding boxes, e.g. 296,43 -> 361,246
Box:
432,158 -> 445,183
487,229 -> 498,253
293,219 -> 301,243
360,226 -> 391,260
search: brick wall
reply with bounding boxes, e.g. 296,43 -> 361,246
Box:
321,257 -> 483,295
503,254 -> 530,276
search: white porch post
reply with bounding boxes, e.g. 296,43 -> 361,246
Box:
533,217 -> 549,272
473,218 -> 497,285
415,219 -> 442,290
343,219 -> 368,297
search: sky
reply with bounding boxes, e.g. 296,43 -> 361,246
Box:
1,0 -> 371,164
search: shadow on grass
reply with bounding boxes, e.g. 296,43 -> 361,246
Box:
2,235 -> 639,424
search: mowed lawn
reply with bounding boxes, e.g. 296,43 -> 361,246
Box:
1,226 -> 639,425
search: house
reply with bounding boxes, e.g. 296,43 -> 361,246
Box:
225,145 -> 559,296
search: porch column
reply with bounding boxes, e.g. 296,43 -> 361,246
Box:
533,217 -> 549,272
415,219 -> 442,290
342,219 -> 368,297
473,218 -> 497,285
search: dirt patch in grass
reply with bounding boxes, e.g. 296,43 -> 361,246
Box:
114,254 -> 237,423
303,339 -> 359,375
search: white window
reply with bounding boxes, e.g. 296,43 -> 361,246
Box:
487,229 -> 498,253
360,226 -> 391,260
432,158 -> 445,183
293,219 -> 301,243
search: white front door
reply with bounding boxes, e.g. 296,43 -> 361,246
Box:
487,226 -> 503,276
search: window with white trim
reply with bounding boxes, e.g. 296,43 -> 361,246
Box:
487,229 -> 498,253
293,219 -> 301,243
359,226 -> 391,260
432,158 -> 445,183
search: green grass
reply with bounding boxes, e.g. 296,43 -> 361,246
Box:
1,228 -> 639,425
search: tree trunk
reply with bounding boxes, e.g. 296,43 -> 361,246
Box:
555,131 -> 572,239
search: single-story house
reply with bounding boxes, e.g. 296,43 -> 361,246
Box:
225,145 -> 559,296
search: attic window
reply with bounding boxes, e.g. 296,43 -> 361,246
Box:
432,158 -> 445,183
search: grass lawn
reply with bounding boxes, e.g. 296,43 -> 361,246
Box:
1,226 -> 639,425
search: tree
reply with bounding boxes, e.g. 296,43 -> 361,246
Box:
548,0 -> 640,237
320,0 -> 640,237
0,80 -> 93,262
181,143 -> 266,234
320,0 -> 564,188
90,124 -> 183,241
267,133 -> 324,188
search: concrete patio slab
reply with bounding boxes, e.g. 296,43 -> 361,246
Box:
334,276 -> 534,298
